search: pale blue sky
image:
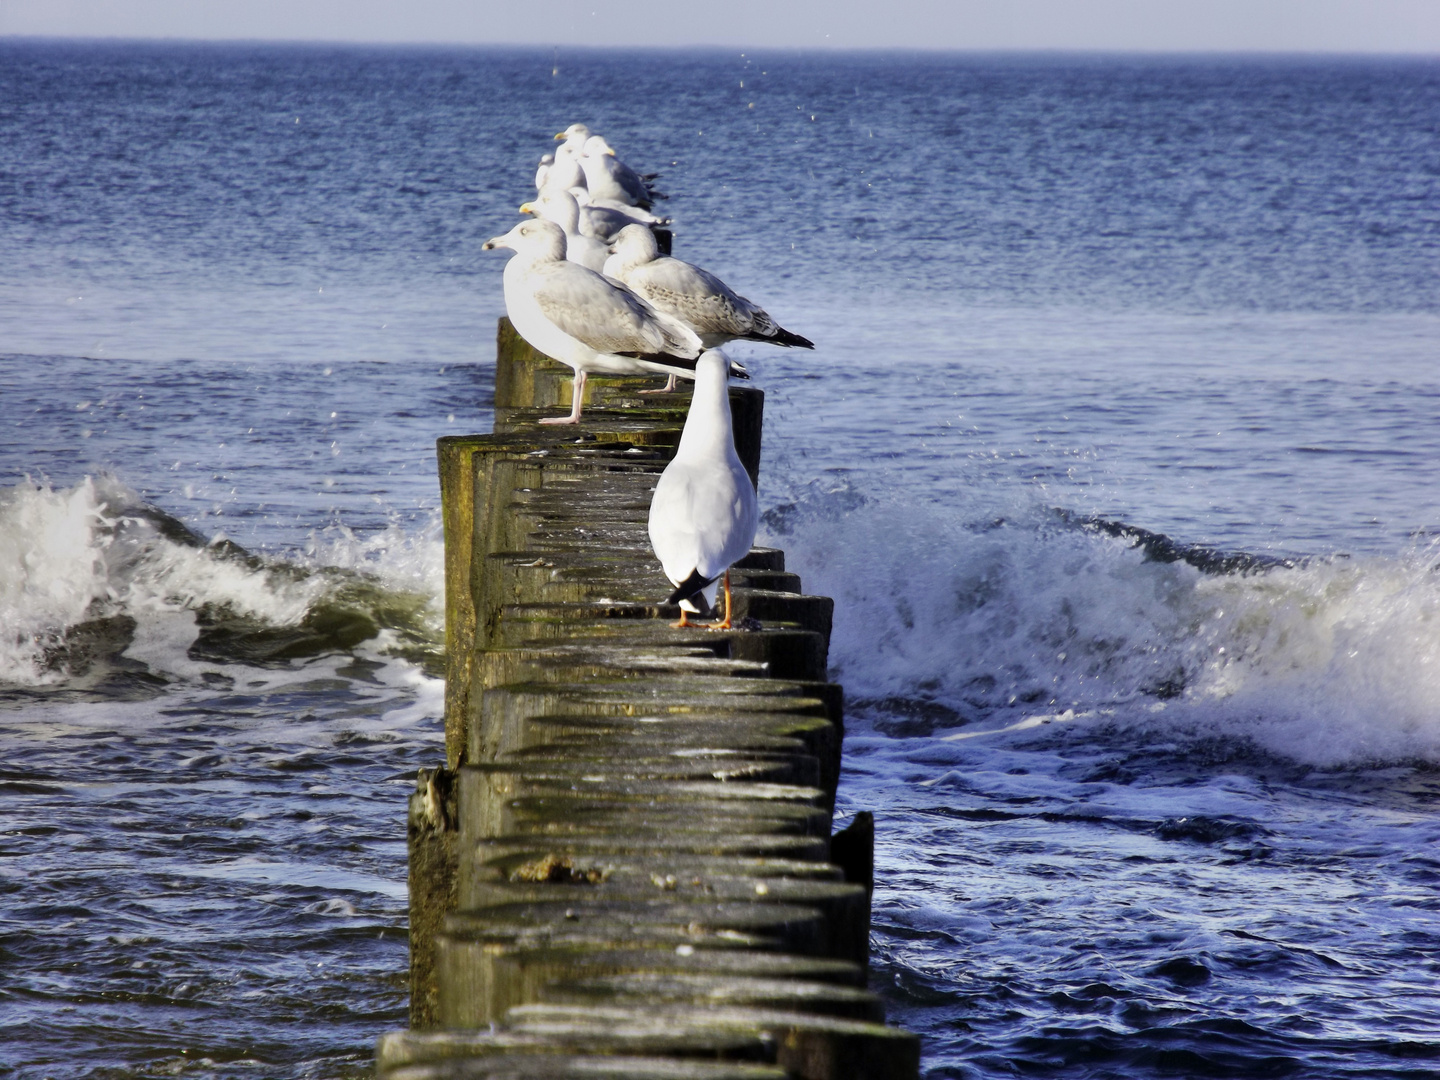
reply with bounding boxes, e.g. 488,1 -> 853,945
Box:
2,0 -> 1438,52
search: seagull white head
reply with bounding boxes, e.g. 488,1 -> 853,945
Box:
606,223 -> 660,265
695,348 -> 735,381
555,122 -> 592,146
481,218 -> 566,261
534,153 -> 555,192
540,143 -> 587,194
583,135 -> 618,158
519,187 -> 582,234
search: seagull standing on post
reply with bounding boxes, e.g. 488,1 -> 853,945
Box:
517,188 -> 610,272
581,135 -> 660,209
648,350 -> 758,628
605,224 -> 814,391
570,188 -> 671,240
543,141 -> 587,194
605,226 -> 814,350
482,218 -> 709,424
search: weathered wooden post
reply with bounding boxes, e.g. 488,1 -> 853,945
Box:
385,319 -> 913,1077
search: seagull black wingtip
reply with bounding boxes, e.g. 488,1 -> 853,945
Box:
764,328 -> 815,349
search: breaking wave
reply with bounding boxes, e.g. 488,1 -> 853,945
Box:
0,475 -> 444,694
766,484 -> 1440,767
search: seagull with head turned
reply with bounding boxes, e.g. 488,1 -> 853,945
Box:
648,349 -> 758,629
605,223 -> 814,390
482,218 -> 744,424
581,135 -> 660,209
534,153 -> 554,192
569,187 -> 671,241
541,141 -> 587,194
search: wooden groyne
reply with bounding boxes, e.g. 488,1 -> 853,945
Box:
377,320 -> 921,1079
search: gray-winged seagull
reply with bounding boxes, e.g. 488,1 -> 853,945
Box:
605,224 -> 814,390
482,218 -> 741,423
581,135 -> 660,209
518,188 -> 610,272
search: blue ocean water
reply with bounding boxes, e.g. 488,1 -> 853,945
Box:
1,41 -> 1438,1078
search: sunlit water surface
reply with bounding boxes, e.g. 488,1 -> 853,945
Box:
2,43 -> 1438,1079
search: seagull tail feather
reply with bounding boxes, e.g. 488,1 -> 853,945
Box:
667,568 -> 718,613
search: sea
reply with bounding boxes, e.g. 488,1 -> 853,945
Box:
1,41 -> 1438,1079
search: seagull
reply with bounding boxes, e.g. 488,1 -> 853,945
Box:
518,188 -> 610,272
605,224 -> 815,390
555,122 -> 593,154
482,219 -> 741,424
534,153 -> 554,192
581,135 -> 660,209
570,187 -> 671,241
540,141 -> 587,194
648,350 -> 759,629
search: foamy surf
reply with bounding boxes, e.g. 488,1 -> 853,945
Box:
0,476 -> 444,690
768,486 -> 1440,767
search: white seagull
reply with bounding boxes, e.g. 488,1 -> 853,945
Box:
648,350 -> 758,629
541,141 -> 587,194
605,224 -> 815,390
533,153 -> 554,192
581,135 -> 659,209
570,187 -> 671,241
605,226 -> 815,350
518,188 -> 610,272
482,218 -> 738,424
555,122 -> 593,155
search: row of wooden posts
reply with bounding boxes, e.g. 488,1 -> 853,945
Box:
375,320 -> 922,1079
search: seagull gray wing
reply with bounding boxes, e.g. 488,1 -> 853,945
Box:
624,259 -> 814,349
529,262 -> 700,358
579,203 -> 665,240
605,157 -> 654,207
627,259 -> 760,340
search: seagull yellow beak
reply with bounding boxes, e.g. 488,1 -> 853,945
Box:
518,202 -> 536,214
604,148 -> 616,157
554,131 -> 566,140
481,236 -> 506,251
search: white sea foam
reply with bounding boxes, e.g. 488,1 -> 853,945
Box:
0,478 -> 114,672
0,476 -> 444,686
769,489 -> 1440,767
301,515 -> 445,633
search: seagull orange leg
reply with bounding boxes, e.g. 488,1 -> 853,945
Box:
709,571 -> 734,630
670,607 -> 693,629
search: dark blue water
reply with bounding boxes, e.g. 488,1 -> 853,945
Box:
2,41 -> 1438,1079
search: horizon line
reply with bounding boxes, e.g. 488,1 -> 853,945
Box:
2,34 -> 1438,59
